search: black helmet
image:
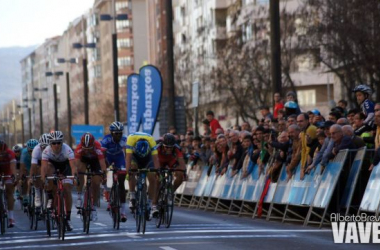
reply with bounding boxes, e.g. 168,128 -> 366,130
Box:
162,133 -> 175,147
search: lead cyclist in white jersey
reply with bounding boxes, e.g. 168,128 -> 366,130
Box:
41,131 -> 77,231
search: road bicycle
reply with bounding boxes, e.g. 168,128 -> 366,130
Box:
156,168 -> 185,228
46,173 -> 75,241
26,174 -> 42,230
78,164 -> 104,234
108,166 -> 126,230
0,173 -> 12,235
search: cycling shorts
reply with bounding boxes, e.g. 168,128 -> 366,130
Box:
106,154 -> 126,170
132,154 -> 154,169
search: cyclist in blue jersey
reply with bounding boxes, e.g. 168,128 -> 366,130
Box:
20,139 -> 39,206
353,84 -> 375,135
101,121 -> 128,222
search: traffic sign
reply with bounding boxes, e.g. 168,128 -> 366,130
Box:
71,124 -> 104,145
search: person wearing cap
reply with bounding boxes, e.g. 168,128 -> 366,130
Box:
206,110 -> 224,139
306,121 -> 335,174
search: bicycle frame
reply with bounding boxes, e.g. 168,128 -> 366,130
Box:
46,174 -> 74,241
108,167 -> 125,230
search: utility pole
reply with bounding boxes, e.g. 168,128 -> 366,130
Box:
166,0 -> 176,129
270,0 -> 282,105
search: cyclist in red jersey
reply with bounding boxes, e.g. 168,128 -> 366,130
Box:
0,140 -> 17,227
74,133 -> 107,221
157,133 -> 186,192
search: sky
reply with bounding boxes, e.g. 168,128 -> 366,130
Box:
0,0 -> 95,48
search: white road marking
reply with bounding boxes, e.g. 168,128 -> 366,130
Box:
159,246 -> 177,250
94,223 -> 107,227
127,235 -> 142,239
0,234 -> 297,249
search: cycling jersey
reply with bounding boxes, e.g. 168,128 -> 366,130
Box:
126,132 -> 158,155
157,144 -> 183,168
75,140 -> 104,172
101,134 -> 127,169
31,144 -> 44,165
361,99 -> 375,124
0,149 -> 16,176
42,143 -> 75,175
126,132 -> 157,169
20,148 -> 32,172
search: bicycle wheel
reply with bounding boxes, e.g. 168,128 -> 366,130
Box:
155,186 -> 165,228
141,185 -> 147,234
0,191 -> 5,235
29,188 -> 35,230
59,193 -> 66,241
85,186 -> 91,234
112,185 -> 120,230
135,189 -> 141,233
165,186 -> 174,228
46,209 -> 51,236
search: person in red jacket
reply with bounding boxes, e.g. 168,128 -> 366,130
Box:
206,110 -> 224,139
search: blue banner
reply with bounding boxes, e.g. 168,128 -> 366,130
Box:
139,65 -> 162,135
360,162 -> 380,212
127,73 -> 142,134
272,164 -> 292,204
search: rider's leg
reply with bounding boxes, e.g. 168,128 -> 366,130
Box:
173,171 -> 184,192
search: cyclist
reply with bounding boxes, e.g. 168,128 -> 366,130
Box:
101,121 -> 128,222
30,133 -> 50,208
20,139 -> 39,207
12,145 -> 22,200
41,131 -> 76,231
125,132 -> 160,219
352,84 -> 375,135
0,140 -> 17,227
157,133 -> 186,195
75,133 -> 107,221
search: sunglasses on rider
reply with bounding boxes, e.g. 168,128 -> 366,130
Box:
51,142 -> 62,145
112,132 -> 123,135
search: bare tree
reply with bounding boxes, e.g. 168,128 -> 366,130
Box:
304,0 -> 380,104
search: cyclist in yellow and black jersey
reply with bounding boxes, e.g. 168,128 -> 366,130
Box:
125,132 -> 160,219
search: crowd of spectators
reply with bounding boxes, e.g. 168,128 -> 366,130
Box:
166,85 -> 380,188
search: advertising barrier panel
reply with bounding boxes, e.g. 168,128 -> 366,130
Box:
359,162 -> 380,212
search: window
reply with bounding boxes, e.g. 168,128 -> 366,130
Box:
118,57 -> 133,67
115,1 -> 129,11
118,75 -> 128,86
297,89 -> 316,106
95,65 -> 102,78
116,20 -> 132,31
117,38 -> 133,48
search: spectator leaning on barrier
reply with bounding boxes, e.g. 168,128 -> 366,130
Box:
297,113 -> 318,179
327,124 -> 356,161
354,112 -> 374,148
286,114 -> 297,128
215,134 -> 229,176
206,110 -> 224,139
341,125 -> 366,149
267,131 -> 290,182
227,130 -> 244,172
306,121 -> 335,174
232,135 -> 253,177
286,124 -> 302,180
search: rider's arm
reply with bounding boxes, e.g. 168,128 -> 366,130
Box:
177,157 -> 186,170
69,160 -> 77,176
41,160 -> 48,180
125,152 -> 132,171
152,154 -> 160,169
99,158 -> 107,172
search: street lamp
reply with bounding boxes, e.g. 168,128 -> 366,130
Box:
56,58 -> 77,147
34,87 -> 49,135
100,4 -> 129,121
72,43 -> 96,125
46,71 -> 64,131
21,98 -> 36,139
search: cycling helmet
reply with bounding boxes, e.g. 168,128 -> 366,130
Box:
134,139 -> 150,158
26,139 -> 39,150
80,133 -> 95,149
0,140 -> 7,152
162,133 -> 176,147
352,84 -> 372,95
285,101 -> 298,109
109,121 -> 124,132
48,131 -> 64,143
39,133 -> 50,147
12,145 -> 22,153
